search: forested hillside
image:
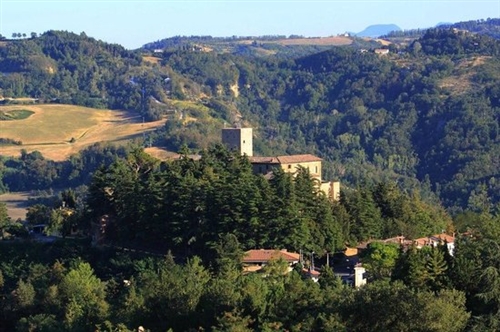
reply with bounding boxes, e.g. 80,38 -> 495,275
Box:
2,21 -> 500,331
3,145 -> 500,331
1,24 -> 500,212
156,27 -> 500,211
0,30 -> 179,120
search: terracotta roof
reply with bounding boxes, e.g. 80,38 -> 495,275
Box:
430,233 -> 455,243
249,156 -> 280,164
243,249 -> 300,263
414,233 -> 455,247
276,154 -> 323,164
344,247 -> 358,257
250,154 -> 322,164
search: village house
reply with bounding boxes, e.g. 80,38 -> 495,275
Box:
413,233 -> 455,256
357,233 -> 456,256
242,249 -> 300,273
243,248 -> 367,286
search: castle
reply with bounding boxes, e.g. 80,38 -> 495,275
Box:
222,127 -> 340,201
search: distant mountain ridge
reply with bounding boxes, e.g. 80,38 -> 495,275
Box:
356,24 -> 402,38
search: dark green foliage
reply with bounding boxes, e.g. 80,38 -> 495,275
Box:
394,245 -> 451,292
416,28 -> 500,57
2,27 -> 500,211
85,145 -> 345,257
0,143 -> 128,191
0,30 -> 169,120
447,18 -> 500,40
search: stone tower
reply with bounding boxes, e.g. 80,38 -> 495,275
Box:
221,127 -> 253,156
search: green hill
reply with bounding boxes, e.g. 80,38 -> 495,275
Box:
1,25 -> 500,212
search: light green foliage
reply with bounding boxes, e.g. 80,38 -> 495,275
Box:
262,257 -> 290,278
14,279 -> 36,310
58,262 -> 109,330
361,242 -> 400,280
0,202 -> 11,239
341,280 -> 470,332
419,289 -> 470,332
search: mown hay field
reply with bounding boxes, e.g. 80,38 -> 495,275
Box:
0,104 -> 165,161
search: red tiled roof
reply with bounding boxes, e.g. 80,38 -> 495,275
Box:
277,154 -> 323,164
243,249 -> 300,263
430,233 -> 455,243
414,233 -> 455,247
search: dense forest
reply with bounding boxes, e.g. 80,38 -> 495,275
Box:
1,19 -> 500,330
2,23 -> 500,211
1,146 -> 500,331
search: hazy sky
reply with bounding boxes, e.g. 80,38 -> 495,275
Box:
1,0 -> 499,49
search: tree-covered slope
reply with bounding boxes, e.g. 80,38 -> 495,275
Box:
0,30 -> 193,120
158,28 -> 500,210
1,27 -> 500,211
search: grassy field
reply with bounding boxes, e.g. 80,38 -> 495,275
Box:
142,56 -> 162,65
0,104 -> 166,161
0,109 -> 35,120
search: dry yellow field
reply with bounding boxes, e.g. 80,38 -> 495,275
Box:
238,36 -> 353,46
142,56 -> 162,65
0,191 -> 31,221
0,104 -> 165,161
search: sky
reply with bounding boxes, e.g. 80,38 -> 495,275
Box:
0,0 -> 499,49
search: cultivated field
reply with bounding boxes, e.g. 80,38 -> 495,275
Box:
238,36 -> 353,46
272,36 -> 353,46
0,104 -> 166,161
